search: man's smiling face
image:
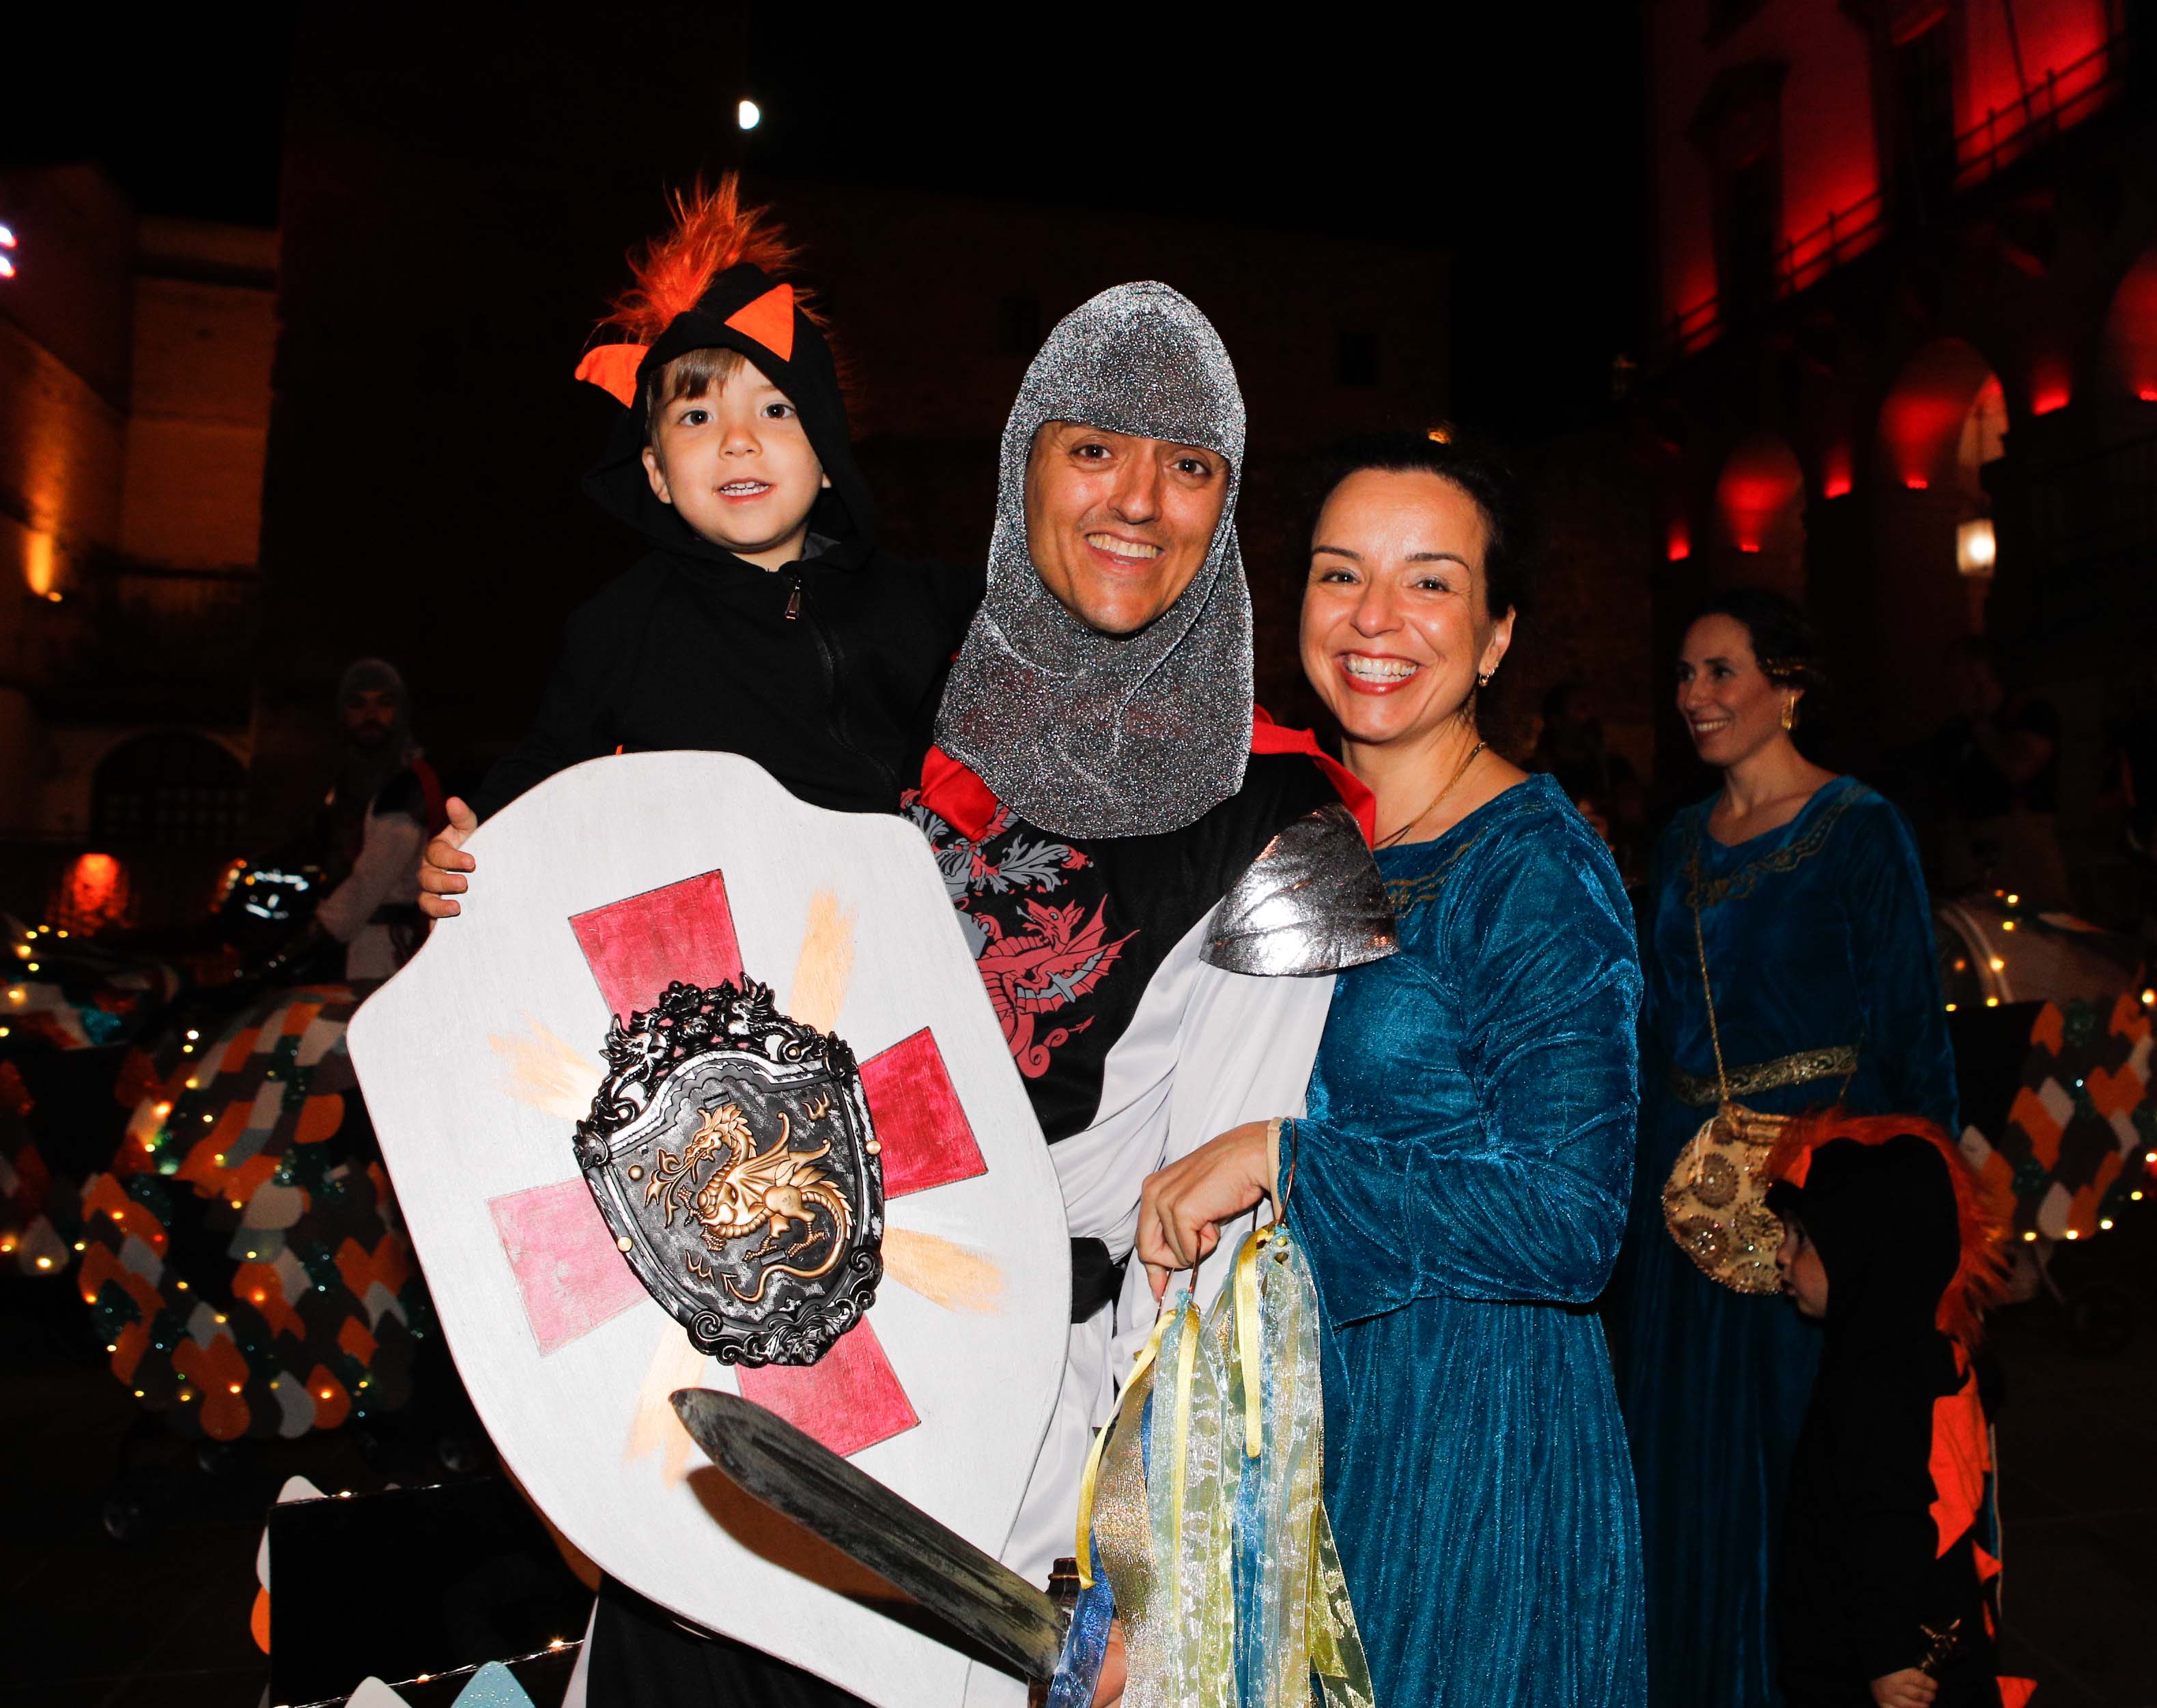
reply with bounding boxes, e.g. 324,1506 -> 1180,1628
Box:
1022,421 -> 1228,636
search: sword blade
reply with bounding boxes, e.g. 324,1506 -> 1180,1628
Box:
671,1388 -> 1066,1683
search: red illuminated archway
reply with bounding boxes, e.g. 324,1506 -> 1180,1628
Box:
1714,433 -> 1805,554
1877,339 -> 2004,492
1710,432 -> 1806,594
2099,246 -> 2157,403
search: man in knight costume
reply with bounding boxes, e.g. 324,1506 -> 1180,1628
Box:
580,284 -> 1391,1705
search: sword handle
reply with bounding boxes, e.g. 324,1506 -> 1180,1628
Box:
1027,1558 -> 1083,1708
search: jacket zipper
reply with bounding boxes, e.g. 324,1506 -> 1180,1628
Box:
787,573 -> 902,802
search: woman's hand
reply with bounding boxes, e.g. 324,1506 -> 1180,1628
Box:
417,797 -> 480,919
1868,1667 -> 1938,1708
1136,1121 -> 1274,1300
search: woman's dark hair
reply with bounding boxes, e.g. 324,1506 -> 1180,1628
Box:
1307,433 -> 1531,621
1688,587 -> 1827,694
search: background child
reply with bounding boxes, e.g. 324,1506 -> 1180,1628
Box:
421,177 -> 979,915
1765,1115 -> 2029,1708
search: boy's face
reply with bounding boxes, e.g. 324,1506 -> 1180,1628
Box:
1023,422 -> 1228,636
1775,1214 -> 1829,1319
642,363 -> 830,571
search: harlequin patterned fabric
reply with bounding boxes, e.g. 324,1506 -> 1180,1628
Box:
1960,991 -> 2155,1239
74,984 -> 432,1440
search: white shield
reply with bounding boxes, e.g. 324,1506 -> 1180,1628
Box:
347,754 -> 1069,1707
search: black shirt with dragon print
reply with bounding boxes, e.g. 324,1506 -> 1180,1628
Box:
905,752 -> 1336,1142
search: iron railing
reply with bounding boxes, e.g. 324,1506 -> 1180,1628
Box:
1662,25 -> 2130,358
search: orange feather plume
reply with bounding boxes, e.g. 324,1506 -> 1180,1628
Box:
1766,1111 -> 2010,1346
600,175 -> 823,344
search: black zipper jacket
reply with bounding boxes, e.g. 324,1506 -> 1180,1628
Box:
477,264 -> 982,821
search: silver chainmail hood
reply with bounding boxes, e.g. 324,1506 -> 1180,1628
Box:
934,282 -> 1252,839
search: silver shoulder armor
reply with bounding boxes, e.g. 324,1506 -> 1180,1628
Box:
1203,801 -> 1399,976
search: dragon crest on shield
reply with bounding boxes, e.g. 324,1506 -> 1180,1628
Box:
574,980 -> 884,1366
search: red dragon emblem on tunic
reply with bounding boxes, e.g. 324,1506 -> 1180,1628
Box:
974,898 -> 1137,1079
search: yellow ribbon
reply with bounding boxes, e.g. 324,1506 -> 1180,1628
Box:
1232,1223 -> 1274,1462
1074,1301 -> 1176,1588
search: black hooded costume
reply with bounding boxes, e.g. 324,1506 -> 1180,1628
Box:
474,258 -> 981,823
1764,1127 -> 2020,1707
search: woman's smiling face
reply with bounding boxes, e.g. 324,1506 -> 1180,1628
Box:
1675,613 -> 1796,769
1299,468 -> 1513,749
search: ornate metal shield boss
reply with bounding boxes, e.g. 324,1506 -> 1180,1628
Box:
574,980 -> 884,1365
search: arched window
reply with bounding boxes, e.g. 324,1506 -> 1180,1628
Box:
2098,244 -> 2157,402
91,732 -> 248,847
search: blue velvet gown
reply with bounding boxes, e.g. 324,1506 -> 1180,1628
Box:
1288,775 -> 1647,1707
1611,776 -> 1957,1708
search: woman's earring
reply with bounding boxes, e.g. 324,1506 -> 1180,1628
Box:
1477,670 -> 1493,689
1780,696 -> 1796,732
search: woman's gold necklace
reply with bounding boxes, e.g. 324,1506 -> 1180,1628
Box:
1375,740 -> 1488,850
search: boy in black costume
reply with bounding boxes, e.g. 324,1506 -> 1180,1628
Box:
422,178 -> 979,914
1765,1115 -> 2033,1708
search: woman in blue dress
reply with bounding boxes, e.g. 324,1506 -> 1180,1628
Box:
1138,436 -> 1646,1706
1611,589 -> 1958,1708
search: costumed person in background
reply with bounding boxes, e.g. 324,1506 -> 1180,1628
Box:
1611,588 -> 1958,1708
309,657 -> 445,980
1919,636 -> 2072,911
419,175 -> 980,921
1764,1115 -> 2028,1708
426,276 -> 1385,1708
1128,437 -> 1646,1707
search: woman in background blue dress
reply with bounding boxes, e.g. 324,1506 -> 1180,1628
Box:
1611,589 -> 1957,1708
1140,436 -> 1646,1706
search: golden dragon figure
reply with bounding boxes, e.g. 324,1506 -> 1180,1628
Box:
647,1101 -> 854,1303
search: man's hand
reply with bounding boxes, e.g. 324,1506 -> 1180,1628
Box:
1136,1121 -> 1273,1300
1870,1667 -> 1938,1708
417,797 -> 480,919
1090,1619 -> 1126,1706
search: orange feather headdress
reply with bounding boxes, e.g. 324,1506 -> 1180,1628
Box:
574,175 -> 842,410
1766,1111 -> 2010,1345
598,175 -> 821,345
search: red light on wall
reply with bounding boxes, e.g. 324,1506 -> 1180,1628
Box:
51,853 -> 131,936
1821,446 -> 1852,499
1738,541 -> 1761,554
1904,476 -> 1929,490
2032,386 -> 2070,416
1666,519 -> 1691,563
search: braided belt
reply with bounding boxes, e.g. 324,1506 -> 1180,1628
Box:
1667,1044 -> 1859,1109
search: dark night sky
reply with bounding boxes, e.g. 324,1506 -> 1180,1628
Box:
8,8 -> 1646,442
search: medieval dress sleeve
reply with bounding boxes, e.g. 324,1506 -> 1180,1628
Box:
1286,831 -> 1641,1319
1846,800 -> 1960,1136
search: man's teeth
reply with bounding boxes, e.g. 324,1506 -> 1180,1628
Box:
1343,657 -> 1419,682
1086,533 -> 1162,560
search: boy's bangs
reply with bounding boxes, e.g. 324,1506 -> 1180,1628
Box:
645,345 -> 747,436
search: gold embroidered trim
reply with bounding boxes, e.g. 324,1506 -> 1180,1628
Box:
1667,1044 -> 1859,1108
1381,831 -> 1484,920
1682,785 -> 1859,909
